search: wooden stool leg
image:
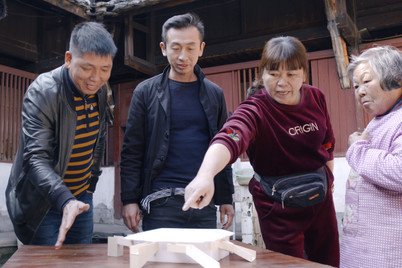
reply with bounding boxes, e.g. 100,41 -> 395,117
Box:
167,243 -> 220,268
129,242 -> 159,268
107,236 -> 123,257
215,240 -> 256,262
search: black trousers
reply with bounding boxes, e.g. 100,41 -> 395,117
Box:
142,195 -> 217,231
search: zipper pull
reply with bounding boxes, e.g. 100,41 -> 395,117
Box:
271,186 -> 276,196
83,97 -> 89,128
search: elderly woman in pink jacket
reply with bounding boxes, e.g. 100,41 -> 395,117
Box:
341,45 -> 402,267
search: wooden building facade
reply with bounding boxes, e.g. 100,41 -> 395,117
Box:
0,0 -> 401,218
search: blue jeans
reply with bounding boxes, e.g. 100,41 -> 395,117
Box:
31,192 -> 93,245
142,194 -> 217,231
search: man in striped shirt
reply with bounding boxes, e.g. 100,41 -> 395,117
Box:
6,21 -> 117,249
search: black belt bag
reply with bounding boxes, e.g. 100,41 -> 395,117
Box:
254,167 -> 328,208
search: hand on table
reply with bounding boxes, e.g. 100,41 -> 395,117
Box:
55,200 -> 90,249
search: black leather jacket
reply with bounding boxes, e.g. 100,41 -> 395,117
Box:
120,65 -> 234,205
5,66 -> 107,244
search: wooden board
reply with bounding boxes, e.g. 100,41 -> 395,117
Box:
124,228 -> 234,264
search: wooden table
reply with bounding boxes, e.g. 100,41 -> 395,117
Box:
4,241 -> 331,267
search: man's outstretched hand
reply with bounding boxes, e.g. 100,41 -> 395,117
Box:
55,200 -> 90,249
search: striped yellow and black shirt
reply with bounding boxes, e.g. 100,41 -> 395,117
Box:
64,94 -> 100,196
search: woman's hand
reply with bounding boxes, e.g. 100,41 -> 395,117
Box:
348,130 -> 368,147
182,175 -> 215,211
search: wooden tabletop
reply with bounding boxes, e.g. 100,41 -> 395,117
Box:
4,241 -> 331,267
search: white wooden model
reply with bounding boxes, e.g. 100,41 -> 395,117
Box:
107,228 -> 256,268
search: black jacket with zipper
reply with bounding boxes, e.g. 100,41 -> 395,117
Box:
120,65 -> 234,206
5,66 -> 107,244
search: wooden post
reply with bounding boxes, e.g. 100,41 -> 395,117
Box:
324,0 -> 351,89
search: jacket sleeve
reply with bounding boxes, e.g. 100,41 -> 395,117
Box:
120,85 -> 147,204
22,82 -> 75,212
212,88 -> 234,205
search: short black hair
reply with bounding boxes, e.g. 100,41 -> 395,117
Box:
161,13 -> 204,43
69,21 -> 117,58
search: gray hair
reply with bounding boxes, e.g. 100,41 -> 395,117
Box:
69,21 -> 117,58
347,45 -> 402,91
161,13 -> 204,43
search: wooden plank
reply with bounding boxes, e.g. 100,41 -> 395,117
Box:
120,0 -> 197,16
0,64 -> 37,79
0,72 -> 5,160
131,20 -> 149,33
156,26 -> 330,65
166,243 -> 220,268
215,240 -> 256,262
11,75 -> 17,160
4,242 -> 330,267
0,33 -> 38,62
6,75 -> 12,160
0,65 -> 35,162
130,242 -> 159,268
356,2 -> 402,30
27,56 -> 65,74
336,13 -> 360,46
205,72 -> 235,113
113,84 -> 123,219
124,16 -> 134,60
41,0 -> 88,19
311,56 -> 358,156
203,61 -> 259,75
124,55 -> 157,76
113,81 -> 142,218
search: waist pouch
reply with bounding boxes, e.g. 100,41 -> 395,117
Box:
255,167 -> 327,208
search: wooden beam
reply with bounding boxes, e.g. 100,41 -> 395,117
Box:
124,15 -> 134,59
114,0 -> 197,16
215,240 -> 256,262
25,55 -> 64,73
42,0 -> 89,19
154,25 -> 330,64
124,55 -> 157,76
324,0 -> 351,89
0,33 -> 38,62
336,13 -> 360,47
132,20 -> 149,33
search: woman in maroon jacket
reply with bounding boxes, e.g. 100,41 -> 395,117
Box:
183,36 -> 339,267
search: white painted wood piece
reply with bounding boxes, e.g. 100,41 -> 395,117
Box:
130,242 -> 159,268
167,243 -> 220,268
107,236 -> 134,256
108,228 -> 256,267
215,240 -> 256,262
125,228 -> 231,264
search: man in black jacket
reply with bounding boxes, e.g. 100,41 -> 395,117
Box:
5,21 -> 117,248
120,13 -> 234,232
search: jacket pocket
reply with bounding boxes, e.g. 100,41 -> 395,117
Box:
15,176 -> 49,227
